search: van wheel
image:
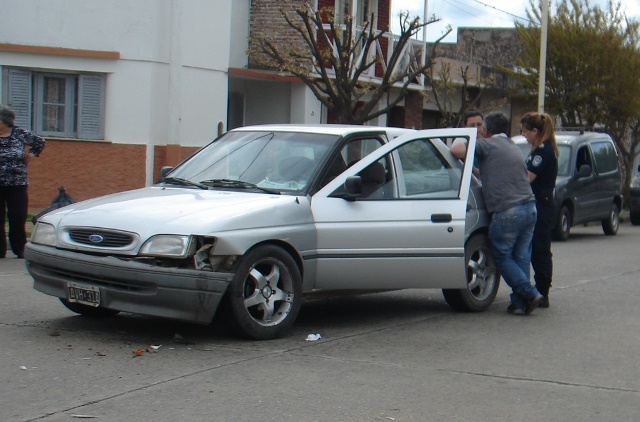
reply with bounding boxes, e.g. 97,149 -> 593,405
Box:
552,205 -> 571,241
602,203 -> 620,235
631,210 -> 640,226
442,234 -> 500,312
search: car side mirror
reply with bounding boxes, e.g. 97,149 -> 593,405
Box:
577,164 -> 592,178
160,166 -> 173,181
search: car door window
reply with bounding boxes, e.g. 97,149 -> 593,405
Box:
317,137 -> 385,190
590,141 -> 618,174
576,145 -> 593,173
396,138 -> 461,199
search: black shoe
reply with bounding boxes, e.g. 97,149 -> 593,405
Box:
538,297 -> 549,308
507,303 -> 525,315
525,294 -> 543,315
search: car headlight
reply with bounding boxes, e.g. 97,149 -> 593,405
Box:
31,222 -> 57,246
139,235 -> 192,257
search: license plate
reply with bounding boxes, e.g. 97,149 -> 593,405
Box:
67,282 -> 100,307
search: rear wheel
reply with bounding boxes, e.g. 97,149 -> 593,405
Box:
442,234 -> 500,312
59,298 -> 120,317
552,205 -> 571,241
601,202 -> 620,235
224,245 -> 302,340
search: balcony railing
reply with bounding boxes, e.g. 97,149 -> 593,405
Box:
320,24 -> 427,88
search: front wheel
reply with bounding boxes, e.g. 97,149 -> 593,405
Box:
602,202 -> 620,235
442,234 -> 500,312
552,205 -> 571,241
59,298 -> 121,317
224,245 -> 302,340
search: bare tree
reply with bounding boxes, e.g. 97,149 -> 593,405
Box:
426,61 -> 505,128
250,3 -> 451,124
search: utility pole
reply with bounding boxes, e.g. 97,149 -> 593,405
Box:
537,0 -> 549,113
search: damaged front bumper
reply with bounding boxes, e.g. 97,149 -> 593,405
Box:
24,243 -> 235,324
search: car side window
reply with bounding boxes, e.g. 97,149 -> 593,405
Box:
317,137 -> 385,190
395,138 -> 461,199
590,141 -> 618,174
575,145 -> 593,173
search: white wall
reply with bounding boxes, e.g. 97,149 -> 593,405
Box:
290,84 -> 322,124
0,0 -> 232,147
244,80 -> 292,125
230,1 -> 250,69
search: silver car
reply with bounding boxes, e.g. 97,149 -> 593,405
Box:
25,125 -> 498,339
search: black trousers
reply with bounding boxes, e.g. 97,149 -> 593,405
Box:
532,199 -> 556,297
0,185 -> 28,258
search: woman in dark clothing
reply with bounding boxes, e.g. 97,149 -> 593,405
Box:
0,105 -> 46,258
520,112 -> 559,308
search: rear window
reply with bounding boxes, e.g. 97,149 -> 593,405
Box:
518,143 -> 571,176
591,141 -> 618,174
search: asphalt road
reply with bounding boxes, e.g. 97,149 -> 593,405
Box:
1,220 -> 639,422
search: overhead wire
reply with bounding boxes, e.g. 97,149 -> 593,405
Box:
440,0 -> 534,25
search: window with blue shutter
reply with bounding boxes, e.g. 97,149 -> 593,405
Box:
78,74 -> 105,139
3,67 -> 105,140
7,69 -> 33,129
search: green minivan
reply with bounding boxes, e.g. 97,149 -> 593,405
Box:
515,131 -> 623,241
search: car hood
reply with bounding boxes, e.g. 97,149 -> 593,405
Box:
39,187 -> 311,235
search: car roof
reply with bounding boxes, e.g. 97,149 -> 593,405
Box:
230,124 -> 414,138
513,131 -> 613,147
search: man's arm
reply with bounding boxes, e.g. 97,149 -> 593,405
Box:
451,140 -> 467,159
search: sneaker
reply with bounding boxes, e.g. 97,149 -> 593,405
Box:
525,294 -> 543,315
538,296 -> 550,308
507,303 -> 525,315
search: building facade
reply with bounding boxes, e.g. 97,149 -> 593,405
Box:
1,0 -> 237,207
1,0 -> 520,208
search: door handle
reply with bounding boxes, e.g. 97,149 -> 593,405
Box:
431,213 -> 452,223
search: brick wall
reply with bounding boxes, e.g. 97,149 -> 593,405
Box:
248,0 -> 310,69
28,140 -> 198,209
403,91 -> 424,129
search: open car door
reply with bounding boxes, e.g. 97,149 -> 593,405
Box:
310,128 -> 478,291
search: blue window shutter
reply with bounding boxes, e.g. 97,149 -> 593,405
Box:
7,69 -> 33,129
78,74 -> 105,139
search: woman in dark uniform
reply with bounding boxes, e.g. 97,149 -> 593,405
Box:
520,112 -> 559,308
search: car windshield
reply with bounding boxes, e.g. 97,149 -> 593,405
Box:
165,130 -> 339,194
518,143 -> 571,176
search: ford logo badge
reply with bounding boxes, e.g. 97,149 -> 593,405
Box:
88,234 -> 105,243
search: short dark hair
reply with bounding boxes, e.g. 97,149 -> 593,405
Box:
0,105 -> 16,126
483,112 -> 510,136
461,110 -> 483,127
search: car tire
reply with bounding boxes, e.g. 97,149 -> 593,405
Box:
59,298 -> 121,317
631,210 -> 640,226
442,234 -> 500,312
224,245 -> 302,340
552,205 -> 571,241
602,202 -> 620,235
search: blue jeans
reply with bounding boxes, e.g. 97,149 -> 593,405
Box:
489,201 -> 539,309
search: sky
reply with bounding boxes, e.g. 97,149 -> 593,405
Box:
391,0 -> 640,42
